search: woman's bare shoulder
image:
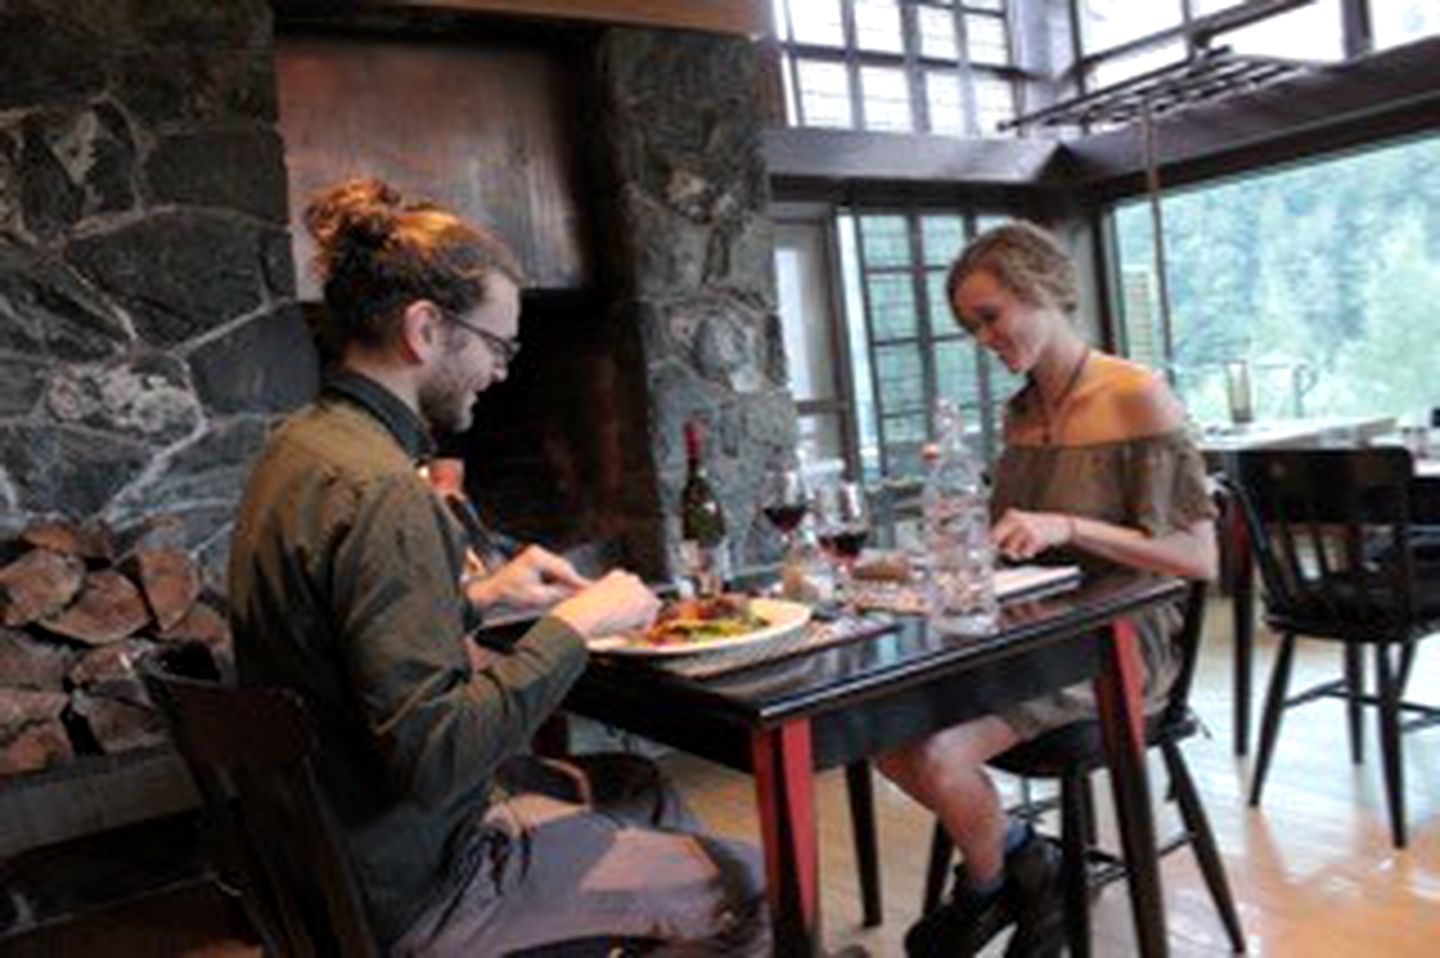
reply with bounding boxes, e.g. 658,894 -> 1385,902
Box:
1091,355 -> 1185,438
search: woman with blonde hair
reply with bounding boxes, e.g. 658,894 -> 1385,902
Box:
877,221 -> 1217,956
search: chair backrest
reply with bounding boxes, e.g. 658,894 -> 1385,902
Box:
139,645 -> 379,958
1230,447 -> 1416,629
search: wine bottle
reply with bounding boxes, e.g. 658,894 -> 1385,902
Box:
680,420 -> 730,596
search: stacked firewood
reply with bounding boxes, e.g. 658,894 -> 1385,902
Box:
0,518 -> 231,776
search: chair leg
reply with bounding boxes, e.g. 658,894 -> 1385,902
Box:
843,761 -> 883,928
1059,772 -> 1092,958
1397,637 -> 1418,693
1374,642 -> 1408,849
1344,642 -> 1365,766
1161,741 -> 1246,953
1019,774 -> 1037,818
1249,633 -> 1296,807
1079,773 -> 1099,848
922,821 -> 954,916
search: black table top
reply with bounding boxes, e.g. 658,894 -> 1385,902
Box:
563,572 -> 1185,770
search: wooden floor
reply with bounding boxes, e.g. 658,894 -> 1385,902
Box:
663,598 -> 1440,956
6,598 -> 1437,956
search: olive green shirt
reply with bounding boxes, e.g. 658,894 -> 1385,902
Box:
228,372 -> 587,949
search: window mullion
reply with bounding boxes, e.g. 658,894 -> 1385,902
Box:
902,1 -> 925,133
843,0 -> 865,129
851,214 -> 890,476
1067,0 -> 1087,102
1341,0 -> 1372,57
822,213 -> 865,478
953,2 -> 980,135
908,209 -> 939,441
779,1 -> 808,125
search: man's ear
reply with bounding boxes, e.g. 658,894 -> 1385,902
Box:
398,300 -> 444,365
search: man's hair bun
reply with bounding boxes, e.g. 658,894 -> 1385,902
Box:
304,178 -> 403,268
301,175 -> 523,358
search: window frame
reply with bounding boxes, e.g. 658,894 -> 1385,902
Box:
845,207 -> 1017,479
773,205 -> 868,483
771,0 -> 1021,137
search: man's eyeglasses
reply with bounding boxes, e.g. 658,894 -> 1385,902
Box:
448,313 -> 521,364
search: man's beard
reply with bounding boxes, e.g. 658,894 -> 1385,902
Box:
418,363 -> 477,434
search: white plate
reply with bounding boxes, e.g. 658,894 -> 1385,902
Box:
588,598 -> 812,657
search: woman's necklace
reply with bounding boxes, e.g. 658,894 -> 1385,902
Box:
1037,347 -> 1090,445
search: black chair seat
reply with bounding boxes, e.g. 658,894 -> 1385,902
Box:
991,712 -> 1198,779
1263,562 -> 1440,637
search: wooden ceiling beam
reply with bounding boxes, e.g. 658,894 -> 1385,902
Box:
272,0 -> 770,38
764,127 -> 1064,190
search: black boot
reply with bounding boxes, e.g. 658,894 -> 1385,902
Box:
904,832 -> 1064,957
1002,833 -> 1064,958
904,874 -> 1015,957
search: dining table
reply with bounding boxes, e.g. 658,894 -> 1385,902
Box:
535,570 -> 1189,957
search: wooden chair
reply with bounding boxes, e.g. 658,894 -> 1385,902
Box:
1231,447 -> 1440,848
139,644 -> 379,958
920,580 -> 1246,956
140,646 -> 652,958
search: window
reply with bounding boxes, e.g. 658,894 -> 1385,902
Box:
775,219 -> 856,472
771,0 -> 1016,136
796,59 -> 853,127
1370,0 -> 1440,51
1090,39 -> 1187,90
1079,0 -> 1184,56
1214,0 -> 1344,60
1111,134 -> 1440,426
1073,0 -> 1360,101
835,210 -> 1023,480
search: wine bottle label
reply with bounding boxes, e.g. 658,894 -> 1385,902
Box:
680,538 -> 730,596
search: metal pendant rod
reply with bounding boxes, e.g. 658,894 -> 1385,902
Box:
1142,98 -> 1176,385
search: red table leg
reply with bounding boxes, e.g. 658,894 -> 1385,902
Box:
1095,617 -> 1169,958
751,720 -> 820,957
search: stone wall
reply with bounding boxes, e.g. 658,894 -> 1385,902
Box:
0,0 -> 314,584
592,28 -> 796,572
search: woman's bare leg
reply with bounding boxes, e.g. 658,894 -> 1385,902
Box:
874,715 -> 1021,885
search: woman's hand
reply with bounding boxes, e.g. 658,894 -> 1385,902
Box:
550,570 -> 661,638
991,508 -> 1075,562
465,545 -> 591,612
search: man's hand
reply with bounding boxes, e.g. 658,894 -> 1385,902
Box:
991,508 -> 1075,562
550,570 -> 660,638
465,545 -> 591,612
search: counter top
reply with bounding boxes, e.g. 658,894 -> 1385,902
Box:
1198,414 -> 1397,454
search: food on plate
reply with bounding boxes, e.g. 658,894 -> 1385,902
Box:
641,594 -> 767,646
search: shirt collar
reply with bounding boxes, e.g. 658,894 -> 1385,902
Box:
323,370 -> 437,463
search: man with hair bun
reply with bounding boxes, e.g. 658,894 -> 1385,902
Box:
228,178 -> 769,956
